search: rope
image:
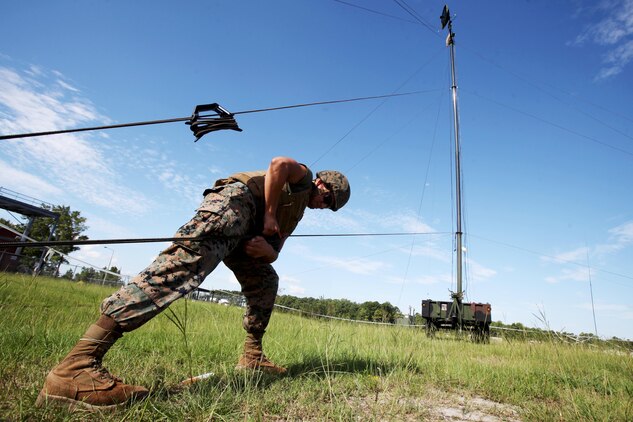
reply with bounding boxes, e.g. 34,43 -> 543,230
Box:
0,231 -> 449,248
0,91 -> 433,141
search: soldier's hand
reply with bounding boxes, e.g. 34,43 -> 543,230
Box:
263,213 -> 280,236
244,236 -> 275,259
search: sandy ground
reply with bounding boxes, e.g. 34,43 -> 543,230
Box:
345,387 -> 522,422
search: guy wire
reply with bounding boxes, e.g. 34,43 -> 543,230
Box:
0,91 -> 433,141
0,231 -> 450,248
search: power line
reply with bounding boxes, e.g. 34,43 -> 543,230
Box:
0,91 -> 433,141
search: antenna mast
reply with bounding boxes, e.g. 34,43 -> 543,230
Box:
420,7 -> 491,342
442,5 -> 464,301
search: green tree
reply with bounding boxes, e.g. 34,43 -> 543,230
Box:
61,269 -> 75,280
103,266 -> 122,283
76,266 -> 99,282
360,301 -> 381,322
15,205 -> 88,275
0,217 -> 19,232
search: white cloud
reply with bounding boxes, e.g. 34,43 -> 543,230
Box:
0,160 -> 62,197
466,258 -> 497,282
607,220 -> 633,244
543,220 -> 633,283
576,302 -> 628,312
73,245 -> 106,262
575,302 -> 633,320
591,220 -> 633,256
56,78 -> 79,93
410,273 -> 452,285
0,68 -> 104,133
399,239 -> 452,263
596,39 -> 633,79
0,64 -> 152,214
308,253 -> 389,275
157,168 -> 204,205
204,266 -> 240,289
280,275 -> 306,295
545,266 -> 589,284
84,214 -> 136,238
208,165 -> 224,175
303,207 -> 437,234
99,141 -> 207,207
571,0 -> 633,80
542,246 -> 588,264
299,207 -> 365,232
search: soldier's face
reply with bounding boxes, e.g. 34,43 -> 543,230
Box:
308,179 -> 332,209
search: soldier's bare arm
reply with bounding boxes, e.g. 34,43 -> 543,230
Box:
263,157 -> 308,236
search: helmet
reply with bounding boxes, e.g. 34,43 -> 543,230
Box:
316,170 -> 350,211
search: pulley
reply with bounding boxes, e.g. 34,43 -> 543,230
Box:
185,103 -> 242,142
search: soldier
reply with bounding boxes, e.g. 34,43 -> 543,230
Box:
36,156 -> 350,411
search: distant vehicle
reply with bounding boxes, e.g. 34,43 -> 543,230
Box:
421,299 -> 491,342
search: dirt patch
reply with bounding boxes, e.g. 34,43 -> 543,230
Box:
432,395 -> 521,421
345,387 -> 521,422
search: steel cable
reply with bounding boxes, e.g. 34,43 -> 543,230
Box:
0,91 -> 434,141
0,231 -> 450,248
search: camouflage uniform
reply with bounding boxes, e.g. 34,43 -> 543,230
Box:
35,162 -> 348,410
100,182 -> 277,334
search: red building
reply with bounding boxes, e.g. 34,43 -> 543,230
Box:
0,226 -> 19,272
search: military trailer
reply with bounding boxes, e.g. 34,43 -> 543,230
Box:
421,296 -> 491,342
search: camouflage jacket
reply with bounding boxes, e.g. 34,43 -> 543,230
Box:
211,168 -> 313,243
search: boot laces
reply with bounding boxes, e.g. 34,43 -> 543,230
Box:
256,354 -> 280,367
89,358 -> 123,383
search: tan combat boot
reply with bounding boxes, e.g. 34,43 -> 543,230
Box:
235,333 -> 287,375
36,316 -> 149,411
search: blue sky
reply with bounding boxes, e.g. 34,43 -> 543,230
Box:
1,0 -> 632,339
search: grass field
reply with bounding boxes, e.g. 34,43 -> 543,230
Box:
1,273 -> 632,421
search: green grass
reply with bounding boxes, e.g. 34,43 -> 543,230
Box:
1,273 -> 632,421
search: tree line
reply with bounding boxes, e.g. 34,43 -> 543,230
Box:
276,295 -> 403,324
60,265 -> 122,283
489,321 -> 633,348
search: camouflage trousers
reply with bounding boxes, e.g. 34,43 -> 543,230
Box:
100,182 -> 279,335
